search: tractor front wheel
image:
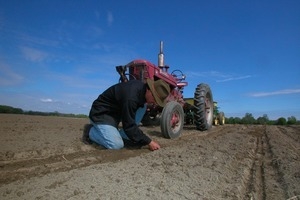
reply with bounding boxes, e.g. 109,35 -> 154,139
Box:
194,83 -> 214,131
160,101 -> 184,139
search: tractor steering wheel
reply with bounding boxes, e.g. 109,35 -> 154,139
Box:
171,70 -> 186,82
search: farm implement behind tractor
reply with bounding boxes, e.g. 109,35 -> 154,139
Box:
213,101 -> 225,125
184,99 -> 225,126
116,41 -> 214,139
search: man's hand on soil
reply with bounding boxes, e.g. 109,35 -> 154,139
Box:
148,141 -> 160,151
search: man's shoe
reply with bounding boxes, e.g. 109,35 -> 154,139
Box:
82,124 -> 93,145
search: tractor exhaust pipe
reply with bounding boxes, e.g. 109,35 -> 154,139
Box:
158,41 -> 164,68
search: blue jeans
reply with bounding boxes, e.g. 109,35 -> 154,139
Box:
89,105 -> 146,149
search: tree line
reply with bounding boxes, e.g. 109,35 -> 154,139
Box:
0,105 -> 88,118
1,105 -> 299,125
225,113 -> 299,125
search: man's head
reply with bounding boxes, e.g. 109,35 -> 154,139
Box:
146,79 -> 170,107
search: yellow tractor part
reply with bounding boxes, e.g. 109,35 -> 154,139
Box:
183,98 -> 225,126
213,102 -> 225,126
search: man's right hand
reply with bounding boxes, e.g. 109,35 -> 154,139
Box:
148,141 -> 160,151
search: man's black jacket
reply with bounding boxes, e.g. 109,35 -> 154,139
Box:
89,80 -> 151,145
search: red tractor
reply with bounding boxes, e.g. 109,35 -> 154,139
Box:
116,41 -> 214,139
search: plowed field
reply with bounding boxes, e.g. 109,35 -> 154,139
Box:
0,114 -> 299,200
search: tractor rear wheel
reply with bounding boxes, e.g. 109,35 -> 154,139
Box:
160,101 -> 184,139
194,83 -> 214,131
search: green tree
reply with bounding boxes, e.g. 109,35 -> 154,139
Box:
234,117 -> 242,124
287,116 -> 297,125
276,117 -> 287,125
257,114 -> 269,125
242,113 -> 256,124
0,105 -> 23,114
226,117 -> 234,124
225,117 -> 242,124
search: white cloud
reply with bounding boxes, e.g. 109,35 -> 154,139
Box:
216,75 -> 252,82
107,11 -> 113,26
189,70 -> 252,82
0,63 -> 24,86
20,46 -> 48,62
95,10 -> 100,20
40,98 -> 54,103
89,25 -> 103,37
18,33 -> 59,48
0,15 -> 4,30
250,89 -> 300,97
189,70 -> 228,78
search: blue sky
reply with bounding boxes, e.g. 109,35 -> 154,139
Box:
0,0 -> 299,120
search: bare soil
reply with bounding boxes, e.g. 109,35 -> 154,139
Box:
0,114 -> 299,200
